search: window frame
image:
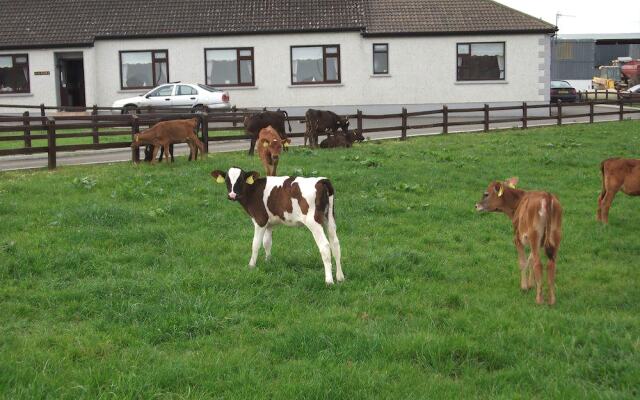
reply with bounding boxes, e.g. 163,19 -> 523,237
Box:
290,45 -> 341,85
372,43 -> 389,75
119,49 -> 169,90
204,47 -> 255,87
0,53 -> 30,94
456,41 -> 506,82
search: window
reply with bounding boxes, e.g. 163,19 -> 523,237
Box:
147,85 -> 174,97
205,48 -> 254,87
120,50 -> 169,89
373,44 -> 388,74
0,54 -> 29,94
177,85 -> 197,96
291,45 -> 340,84
457,42 -> 505,81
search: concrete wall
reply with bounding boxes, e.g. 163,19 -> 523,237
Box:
1,32 -> 550,114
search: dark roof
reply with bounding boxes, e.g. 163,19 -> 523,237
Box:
0,0 -> 555,50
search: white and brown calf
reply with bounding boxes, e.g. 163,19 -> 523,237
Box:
211,167 -> 344,285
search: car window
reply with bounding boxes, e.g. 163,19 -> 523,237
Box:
177,85 -> 198,96
197,84 -> 222,93
148,85 -> 174,97
551,81 -> 572,89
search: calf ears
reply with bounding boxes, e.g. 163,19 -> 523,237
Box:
245,171 -> 260,185
504,177 -> 519,189
211,170 -> 226,184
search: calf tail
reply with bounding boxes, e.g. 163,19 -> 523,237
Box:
544,195 -> 562,260
599,159 -> 607,199
320,179 -> 335,221
282,110 -> 292,132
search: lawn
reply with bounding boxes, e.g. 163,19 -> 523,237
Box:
1,121 -> 639,399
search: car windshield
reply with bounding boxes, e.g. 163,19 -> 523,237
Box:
551,81 -> 572,89
197,84 -> 222,92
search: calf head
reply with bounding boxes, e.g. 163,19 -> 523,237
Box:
211,167 -> 260,201
260,137 -> 291,161
475,177 -> 519,212
337,116 -> 350,133
351,129 -> 365,142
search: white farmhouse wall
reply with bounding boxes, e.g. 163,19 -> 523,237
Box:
1,32 -> 551,113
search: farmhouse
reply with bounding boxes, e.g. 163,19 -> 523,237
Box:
0,0 -> 555,113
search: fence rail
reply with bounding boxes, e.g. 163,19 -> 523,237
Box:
0,98 -> 639,170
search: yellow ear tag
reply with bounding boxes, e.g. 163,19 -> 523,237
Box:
507,182 -> 516,189
284,142 -> 289,147
215,176 -> 225,184
498,185 -> 504,197
246,176 -> 255,185
263,141 -> 269,148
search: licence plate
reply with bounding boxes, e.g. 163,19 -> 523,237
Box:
557,90 -> 569,94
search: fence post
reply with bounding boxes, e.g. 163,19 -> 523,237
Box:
442,105 -> 448,134
483,104 -> 489,132
131,114 -> 140,163
40,103 -> 46,129
619,98 -> 624,121
605,89 -> 609,101
232,105 -> 237,127
22,111 -> 32,148
589,101 -> 594,124
594,89 -> 598,100
47,117 -> 56,170
557,99 -> 562,126
356,109 -> 363,137
91,104 -> 99,144
401,107 -> 407,140
522,102 -> 528,129
201,108 -> 209,154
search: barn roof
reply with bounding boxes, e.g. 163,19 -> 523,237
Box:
0,0 -> 555,50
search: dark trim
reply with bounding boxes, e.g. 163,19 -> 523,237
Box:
0,53 -> 30,94
204,47 -> 255,87
0,42 -> 95,51
119,49 -> 169,90
290,45 -> 341,85
372,43 -> 389,74
456,41 -> 506,82
362,29 -> 556,37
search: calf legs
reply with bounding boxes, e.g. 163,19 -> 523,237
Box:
249,223 -> 266,268
597,188 -> 618,224
307,221 -> 334,285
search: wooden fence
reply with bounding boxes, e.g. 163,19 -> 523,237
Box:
0,99 -> 639,170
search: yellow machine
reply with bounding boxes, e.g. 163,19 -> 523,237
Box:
592,65 -> 622,90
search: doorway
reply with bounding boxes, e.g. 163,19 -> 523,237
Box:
56,53 -> 86,108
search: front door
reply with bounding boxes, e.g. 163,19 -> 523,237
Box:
59,59 -> 86,108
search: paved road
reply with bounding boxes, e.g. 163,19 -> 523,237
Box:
0,104 -> 637,171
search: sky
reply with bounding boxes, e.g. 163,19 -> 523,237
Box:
493,0 -> 640,34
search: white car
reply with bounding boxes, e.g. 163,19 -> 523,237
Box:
112,83 -> 231,113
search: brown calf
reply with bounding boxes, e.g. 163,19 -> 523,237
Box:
319,129 -> 365,148
597,158 -> 640,223
476,177 -> 563,305
132,118 -> 205,164
257,126 -> 290,176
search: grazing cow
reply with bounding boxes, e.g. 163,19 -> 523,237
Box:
475,177 -> 562,305
303,109 -> 350,148
211,167 -> 344,285
597,158 -> 640,223
132,118 -> 205,163
243,110 -> 291,155
319,129 -> 365,148
257,126 -> 291,176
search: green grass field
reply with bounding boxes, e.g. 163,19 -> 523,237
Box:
1,121 -> 639,399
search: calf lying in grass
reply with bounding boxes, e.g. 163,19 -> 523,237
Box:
132,118 -> 205,163
257,126 -> 290,176
320,129 -> 365,148
211,167 -> 344,285
476,177 -> 563,305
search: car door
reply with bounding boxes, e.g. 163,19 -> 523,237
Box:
145,84 -> 175,107
173,85 -> 199,108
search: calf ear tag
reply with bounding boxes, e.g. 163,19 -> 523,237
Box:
263,141 -> 269,148
246,176 -> 255,185
497,185 -> 504,197
215,176 -> 225,184
507,182 -> 516,189
283,141 -> 289,147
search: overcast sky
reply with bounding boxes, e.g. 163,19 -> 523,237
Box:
494,0 -> 640,34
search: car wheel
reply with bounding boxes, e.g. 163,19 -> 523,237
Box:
122,105 -> 138,115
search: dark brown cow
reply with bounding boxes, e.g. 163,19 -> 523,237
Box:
597,158 -> 640,223
243,110 -> 291,155
319,129 -> 364,148
211,167 -> 344,284
476,177 -> 563,305
303,109 -> 350,148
